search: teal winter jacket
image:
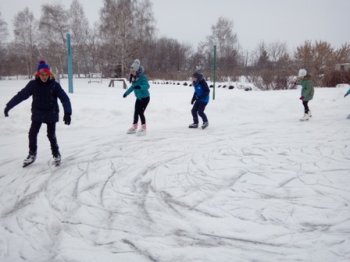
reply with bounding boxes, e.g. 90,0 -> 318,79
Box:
124,74 -> 150,100
345,88 -> 350,97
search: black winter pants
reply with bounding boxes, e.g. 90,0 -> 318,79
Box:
302,101 -> 310,114
134,97 -> 150,125
29,121 -> 59,156
192,100 -> 208,124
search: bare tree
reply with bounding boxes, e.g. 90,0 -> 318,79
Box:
295,41 -> 335,85
146,37 -> 191,79
13,8 -> 39,77
0,11 -> 8,44
335,43 -> 350,63
39,4 -> 69,74
99,0 -> 155,77
201,17 -> 241,79
69,0 -> 91,76
268,42 -> 288,63
0,12 -> 9,77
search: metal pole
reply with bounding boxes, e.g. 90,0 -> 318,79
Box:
66,33 -> 73,94
213,45 -> 217,100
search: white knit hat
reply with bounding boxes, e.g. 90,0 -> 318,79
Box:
130,59 -> 141,72
298,68 -> 307,78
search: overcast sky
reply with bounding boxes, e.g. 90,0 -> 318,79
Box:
1,0 -> 349,52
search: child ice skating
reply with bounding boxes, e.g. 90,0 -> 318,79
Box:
298,69 -> 314,121
344,88 -> 350,119
123,59 -> 150,135
189,72 -> 210,129
4,61 -> 72,167
344,88 -> 350,98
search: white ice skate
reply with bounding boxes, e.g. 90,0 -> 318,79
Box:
136,124 -> 146,136
308,111 -> 312,118
53,154 -> 61,166
300,113 -> 310,121
127,124 -> 138,134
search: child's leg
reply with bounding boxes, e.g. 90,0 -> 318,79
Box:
191,101 -> 200,124
133,99 -> 142,124
302,101 -> 309,114
28,121 -> 42,155
197,102 -> 208,123
47,122 -> 59,156
139,97 -> 150,125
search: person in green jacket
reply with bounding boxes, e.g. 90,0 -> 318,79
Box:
123,59 -> 150,135
298,69 -> 314,121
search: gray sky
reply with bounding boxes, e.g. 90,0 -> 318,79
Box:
1,0 -> 349,52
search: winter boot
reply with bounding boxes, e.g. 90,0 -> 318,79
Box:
188,123 -> 198,128
23,153 -> 36,167
300,113 -> 310,121
127,124 -> 138,134
53,152 -> 61,166
202,122 -> 209,129
137,124 -> 146,136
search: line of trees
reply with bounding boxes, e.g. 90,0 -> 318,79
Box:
0,0 -> 349,88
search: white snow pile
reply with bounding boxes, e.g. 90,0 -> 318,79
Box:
0,79 -> 349,262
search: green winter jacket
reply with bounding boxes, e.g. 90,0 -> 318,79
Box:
301,76 -> 314,101
124,74 -> 150,100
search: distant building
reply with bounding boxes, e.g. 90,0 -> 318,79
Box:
335,63 -> 350,71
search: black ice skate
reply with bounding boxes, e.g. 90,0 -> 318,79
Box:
202,122 -> 209,129
23,154 -> 36,168
188,123 -> 198,128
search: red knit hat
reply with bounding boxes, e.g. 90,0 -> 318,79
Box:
36,60 -> 51,75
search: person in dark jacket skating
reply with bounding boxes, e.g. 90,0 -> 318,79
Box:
4,61 -> 72,167
189,71 -> 210,129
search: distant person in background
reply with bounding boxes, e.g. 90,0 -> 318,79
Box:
189,71 -> 210,129
298,69 -> 314,121
123,59 -> 150,135
3,60 -> 72,167
344,87 -> 350,119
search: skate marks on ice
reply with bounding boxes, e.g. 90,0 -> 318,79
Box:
0,134 -> 350,259
0,86 -> 350,262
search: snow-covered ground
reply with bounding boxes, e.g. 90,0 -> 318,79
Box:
0,79 -> 349,262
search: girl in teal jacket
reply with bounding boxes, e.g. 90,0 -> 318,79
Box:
123,59 -> 150,135
298,69 -> 314,121
344,88 -> 350,98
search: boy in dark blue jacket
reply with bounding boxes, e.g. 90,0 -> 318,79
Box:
189,72 -> 210,129
4,61 -> 72,167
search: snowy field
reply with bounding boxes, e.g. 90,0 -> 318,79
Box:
0,79 -> 349,262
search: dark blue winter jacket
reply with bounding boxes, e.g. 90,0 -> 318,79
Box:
193,78 -> 210,103
6,78 -> 72,123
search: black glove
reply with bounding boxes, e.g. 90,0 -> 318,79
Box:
134,85 -> 141,90
129,74 -> 134,83
63,114 -> 71,125
191,97 -> 196,105
4,107 -> 9,117
123,93 -> 127,98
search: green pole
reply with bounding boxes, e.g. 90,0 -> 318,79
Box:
213,45 -> 217,100
66,33 -> 74,94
